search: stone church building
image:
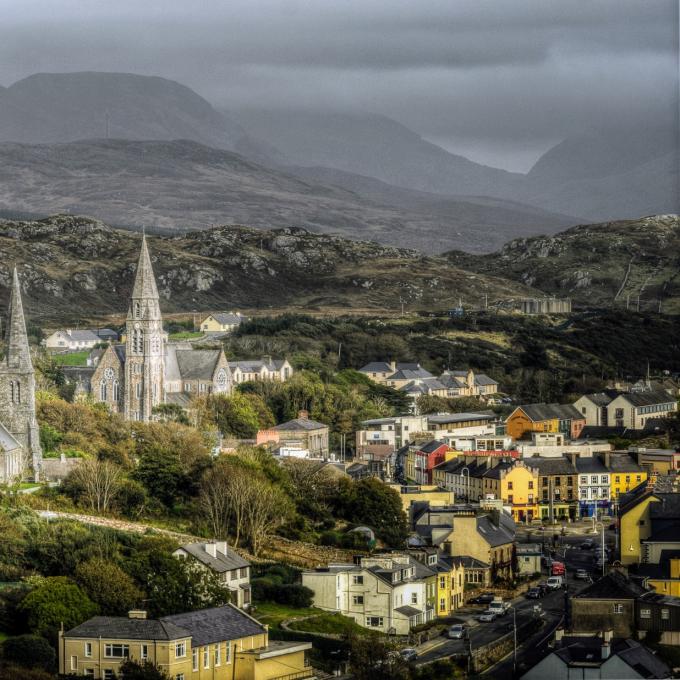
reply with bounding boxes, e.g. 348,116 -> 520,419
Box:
90,236 -> 231,420
0,268 -> 42,481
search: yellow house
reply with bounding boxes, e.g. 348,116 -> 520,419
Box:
433,556 -> 466,617
647,557 -> 680,597
200,312 -> 245,334
500,462 -> 539,523
58,605 -> 313,680
388,484 -> 455,513
618,486 -> 660,565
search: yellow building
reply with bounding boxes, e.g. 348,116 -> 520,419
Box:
618,486 -> 660,565
388,484 -> 455,513
200,312 -> 245,333
647,557 -> 680,597
58,605 -> 313,680
500,461 -> 539,523
434,556 -> 466,616
609,457 -> 647,500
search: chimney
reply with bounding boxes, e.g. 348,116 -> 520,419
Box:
390,360 -> 397,372
298,410 -> 309,420
128,610 -> 147,619
601,641 -> 611,660
205,543 -> 217,557
216,541 -> 228,556
554,628 -> 564,645
569,452 -> 578,467
603,451 -> 611,468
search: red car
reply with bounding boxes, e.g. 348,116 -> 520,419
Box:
551,561 -> 566,576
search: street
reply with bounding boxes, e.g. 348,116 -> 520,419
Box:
415,526 -> 614,674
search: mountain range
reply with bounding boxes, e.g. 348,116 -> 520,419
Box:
0,71 -> 677,252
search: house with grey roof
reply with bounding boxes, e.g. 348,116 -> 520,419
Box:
201,312 -> 246,334
44,328 -> 101,350
606,390 -> 678,430
173,541 -> 251,609
231,356 -> 293,384
439,369 -> 499,398
59,605 -> 314,679
358,361 -> 427,384
256,411 -> 329,458
302,553 -> 435,634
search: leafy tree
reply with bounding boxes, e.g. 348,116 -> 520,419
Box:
65,458 -> 123,513
1,634 -> 55,671
132,445 -> 187,507
75,558 -> 144,615
115,478 -> 149,519
348,634 -> 409,680
338,478 -> 408,548
152,403 -> 191,425
118,660 -> 171,680
201,392 -> 274,438
17,576 -> 98,641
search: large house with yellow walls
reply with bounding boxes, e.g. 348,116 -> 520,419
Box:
408,548 -> 467,617
505,403 -> 585,441
58,605 -> 314,680
499,461 -> 540,523
608,453 -> 647,505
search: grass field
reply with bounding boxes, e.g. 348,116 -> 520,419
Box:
168,331 -> 204,340
52,350 -> 90,366
252,602 -> 369,636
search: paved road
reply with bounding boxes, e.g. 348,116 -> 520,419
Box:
416,531 -> 615,672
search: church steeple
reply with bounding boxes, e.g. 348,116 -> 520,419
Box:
132,234 -> 160,301
5,267 -> 32,370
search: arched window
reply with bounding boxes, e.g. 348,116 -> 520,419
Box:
135,302 -> 141,318
100,381 -> 107,401
9,382 -> 14,404
113,381 -> 119,402
16,382 -> 20,404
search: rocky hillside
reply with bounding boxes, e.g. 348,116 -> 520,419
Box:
0,215 -> 537,324
447,214 -> 680,313
0,139 -> 571,253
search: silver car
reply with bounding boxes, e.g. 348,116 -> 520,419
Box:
447,624 -> 467,639
479,610 -> 497,622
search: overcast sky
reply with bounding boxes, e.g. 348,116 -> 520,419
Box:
0,0 -> 677,171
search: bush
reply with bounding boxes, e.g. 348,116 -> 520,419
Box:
1,634 -> 55,671
275,584 -> 314,608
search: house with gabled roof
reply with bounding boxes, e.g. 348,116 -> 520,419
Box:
59,604 -> 314,680
200,312 -> 245,334
506,403 -> 586,441
256,411 -> 329,458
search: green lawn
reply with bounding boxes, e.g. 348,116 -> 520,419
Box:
52,351 -> 90,366
249,602 -> 317,630
251,601 -> 369,637
168,331 -> 204,340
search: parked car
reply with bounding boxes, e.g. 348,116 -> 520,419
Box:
447,624 -> 467,639
546,576 -> 564,589
580,540 -> 594,550
479,610 -> 497,622
468,592 -> 495,605
537,582 -> 550,596
575,569 -> 590,580
489,598 -> 511,617
526,587 -> 543,599
400,648 -> 418,662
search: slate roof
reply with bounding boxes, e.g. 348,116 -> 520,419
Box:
162,605 -> 265,646
615,639 -> 672,678
395,605 -> 422,617
616,389 -> 677,407
177,542 -> 250,572
389,368 -> 434,381
475,514 -> 515,547
515,403 -> 584,422
61,366 -> 96,384
65,616 -> 188,641
573,570 -> 647,600
272,417 -> 327,431
606,454 -> 643,473
575,457 -> 608,474
175,349 -> 222,380
525,457 -> 576,476
63,329 -> 100,342
579,392 -> 615,407
457,556 -> 490,569
210,313 -> 244,326
649,494 -> 680,519
359,362 -> 393,373
427,412 -> 495,425
418,440 -> 447,454
231,359 -> 286,372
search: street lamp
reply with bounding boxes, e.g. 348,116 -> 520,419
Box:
461,467 -> 470,503
594,521 -> 606,577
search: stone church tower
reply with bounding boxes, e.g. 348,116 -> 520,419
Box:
124,236 -> 165,421
0,268 -> 42,477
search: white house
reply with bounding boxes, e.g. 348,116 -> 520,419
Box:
173,541 -> 251,608
45,329 -> 101,350
302,554 -> 434,634
576,456 -> 611,518
606,390 -> 677,430
230,357 -> 293,384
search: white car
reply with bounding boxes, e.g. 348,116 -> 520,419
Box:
479,610 -> 497,622
547,576 -> 564,589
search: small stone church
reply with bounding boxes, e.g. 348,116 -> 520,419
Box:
0,269 -> 42,481
88,236 -> 232,420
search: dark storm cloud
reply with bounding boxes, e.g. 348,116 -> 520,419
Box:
0,0 -> 676,170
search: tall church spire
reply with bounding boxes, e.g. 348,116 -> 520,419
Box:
5,267 -> 32,370
132,234 -> 160,300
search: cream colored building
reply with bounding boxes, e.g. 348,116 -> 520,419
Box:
200,312 -> 245,334
59,605 -> 313,680
230,358 -> 293,384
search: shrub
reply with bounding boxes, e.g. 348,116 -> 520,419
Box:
1,634 -> 55,671
275,584 -> 314,609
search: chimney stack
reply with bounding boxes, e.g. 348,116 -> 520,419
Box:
390,360 -> 397,372
298,410 -> 309,420
216,541 -> 228,556
205,543 -> 217,557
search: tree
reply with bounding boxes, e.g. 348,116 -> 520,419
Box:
66,458 -> 122,513
1,634 -> 55,671
242,475 -> 293,557
133,444 -> 186,507
201,392 -> 274,438
75,558 -> 144,615
348,634 -> 410,680
117,660 -> 171,680
18,576 -> 98,641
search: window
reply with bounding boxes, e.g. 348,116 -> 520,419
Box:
411,593 -> 418,604
85,643 -> 92,657
439,576 -> 446,589
136,383 -> 142,399
555,477 -> 561,485
508,481 -> 513,490
528,481 -> 534,489
214,644 -> 221,666
140,644 -> 148,660
225,641 -> 231,664
104,644 -> 129,658
508,495 -> 513,503
601,475 -> 608,483
352,595 -> 364,605
580,476 -> 587,484
175,642 -> 186,658
662,609 -> 670,620
203,647 -> 209,669
100,381 -> 107,401
84,670 -> 95,677
352,575 -> 364,585
240,567 -> 248,578
366,616 -> 384,627
176,675 -> 185,680
113,381 -> 119,402
591,475 -> 597,484
625,475 -> 631,483
70,655 -> 77,671
440,598 -> 446,611
192,649 -> 198,671
640,608 -> 651,619
103,671 -> 115,680
636,475 -> 642,483
528,494 -> 533,503
613,604 -> 624,614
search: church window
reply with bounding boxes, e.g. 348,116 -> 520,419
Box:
100,381 -> 107,401
135,302 -> 141,318
9,381 -> 20,404
113,381 -> 120,402
136,384 -> 142,399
